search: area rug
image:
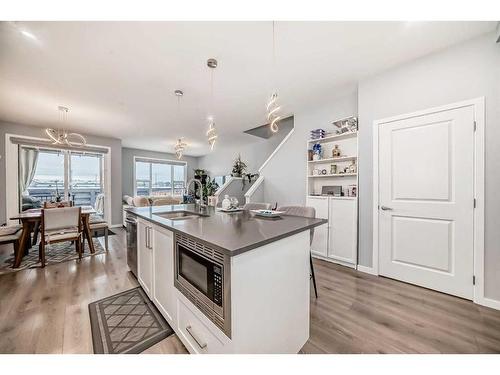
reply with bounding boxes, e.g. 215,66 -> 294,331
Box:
0,238 -> 106,275
89,287 -> 174,354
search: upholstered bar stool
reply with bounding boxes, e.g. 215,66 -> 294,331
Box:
277,205 -> 318,298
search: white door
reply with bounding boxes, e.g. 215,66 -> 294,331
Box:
137,220 -> 153,298
378,105 -> 475,299
153,226 -> 175,325
328,198 -> 357,265
306,196 -> 329,257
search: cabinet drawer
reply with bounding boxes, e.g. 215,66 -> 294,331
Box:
177,298 -> 227,354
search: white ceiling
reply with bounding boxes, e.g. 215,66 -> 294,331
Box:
0,21 -> 496,156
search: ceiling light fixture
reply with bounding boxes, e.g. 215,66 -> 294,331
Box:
174,90 -> 187,159
206,58 -> 218,150
45,106 -> 86,147
266,21 -> 282,133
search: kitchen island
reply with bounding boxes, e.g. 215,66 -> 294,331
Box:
125,204 -> 326,354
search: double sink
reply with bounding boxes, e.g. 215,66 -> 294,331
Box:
154,210 -> 209,221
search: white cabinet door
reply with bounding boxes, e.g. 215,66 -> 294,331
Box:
306,196 -> 329,257
152,225 -> 175,325
328,198 -> 357,265
137,220 -> 153,298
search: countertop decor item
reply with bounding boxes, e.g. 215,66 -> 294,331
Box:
251,209 -> 284,218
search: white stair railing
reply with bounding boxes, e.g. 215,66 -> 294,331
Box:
244,175 -> 264,204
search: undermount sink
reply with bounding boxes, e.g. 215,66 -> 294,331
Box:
154,211 -> 205,221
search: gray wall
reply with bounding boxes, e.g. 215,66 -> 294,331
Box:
0,121 -> 123,226
356,32 -> 500,301
121,147 -> 198,198
197,117 -> 294,177
261,91 -> 358,207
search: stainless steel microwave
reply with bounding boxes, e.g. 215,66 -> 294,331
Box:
174,233 -> 231,337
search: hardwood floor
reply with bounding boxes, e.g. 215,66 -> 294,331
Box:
1,227 -> 499,354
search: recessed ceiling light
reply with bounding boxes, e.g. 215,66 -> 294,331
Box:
20,30 -> 37,40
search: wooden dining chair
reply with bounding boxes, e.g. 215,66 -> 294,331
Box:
277,205 -> 318,298
43,200 -> 73,208
33,201 -> 74,245
40,206 -> 82,267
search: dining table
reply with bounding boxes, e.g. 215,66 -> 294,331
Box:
10,205 -> 97,268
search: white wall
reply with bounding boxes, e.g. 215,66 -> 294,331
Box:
261,90 -> 358,207
357,32 -> 500,301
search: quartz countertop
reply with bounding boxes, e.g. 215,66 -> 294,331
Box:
125,204 -> 327,256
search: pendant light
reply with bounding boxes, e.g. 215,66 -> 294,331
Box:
266,21 -> 282,133
45,106 -> 87,147
206,58 -> 218,150
174,90 -> 187,159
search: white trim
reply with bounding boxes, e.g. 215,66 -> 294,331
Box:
258,127 -> 295,173
244,175 -> 264,204
133,155 -> 187,197
356,265 -> 378,276
372,97 -> 491,308
4,133 -> 112,227
110,224 -> 123,229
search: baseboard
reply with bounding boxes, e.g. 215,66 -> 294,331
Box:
356,265 -> 378,276
311,253 -> 356,269
110,224 -> 123,228
476,296 -> 500,311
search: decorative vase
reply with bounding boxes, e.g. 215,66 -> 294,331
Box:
332,145 -> 341,158
221,195 -> 231,210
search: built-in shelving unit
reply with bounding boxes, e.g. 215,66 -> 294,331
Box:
307,130 -> 358,144
306,122 -> 359,269
308,155 -> 357,164
308,173 -> 357,178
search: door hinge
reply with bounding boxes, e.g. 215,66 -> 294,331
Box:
473,198 -> 476,208
473,275 -> 476,285
473,121 -> 477,131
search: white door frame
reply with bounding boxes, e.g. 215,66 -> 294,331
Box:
4,133 -> 112,227
371,97 -> 490,308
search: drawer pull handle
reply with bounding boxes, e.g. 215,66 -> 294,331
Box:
186,325 -> 207,349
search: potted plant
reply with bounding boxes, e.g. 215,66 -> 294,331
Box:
203,178 -> 220,206
231,154 -> 247,177
194,168 -> 208,185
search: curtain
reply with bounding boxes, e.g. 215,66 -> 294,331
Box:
19,147 -> 39,195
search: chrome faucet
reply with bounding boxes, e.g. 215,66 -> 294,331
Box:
186,178 -> 205,207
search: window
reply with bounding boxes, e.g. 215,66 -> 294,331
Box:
134,157 -> 186,197
22,147 -> 104,213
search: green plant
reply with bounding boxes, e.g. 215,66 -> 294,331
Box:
194,168 -> 207,178
203,178 -> 219,198
231,154 -> 247,177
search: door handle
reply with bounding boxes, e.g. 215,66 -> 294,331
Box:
380,206 -> 393,211
186,325 -> 207,349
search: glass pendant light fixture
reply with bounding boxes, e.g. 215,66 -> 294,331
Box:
266,21 -> 282,133
174,90 -> 187,159
206,58 -> 218,150
45,106 -> 87,147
